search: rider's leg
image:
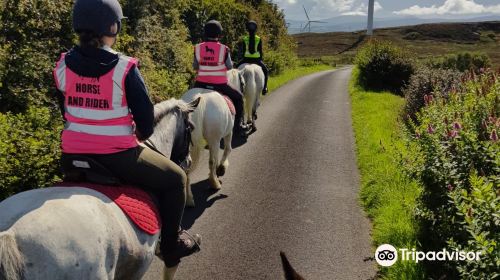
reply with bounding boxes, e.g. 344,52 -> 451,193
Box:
88,146 -> 200,267
257,60 -> 269,95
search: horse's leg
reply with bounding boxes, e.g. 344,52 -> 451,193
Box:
208,140 -> 222,190
185,142 -> 202,207
185,174 -> 195,207
245,93 -> 253,125
217,132 -> 232,177
163,264 -> 179,280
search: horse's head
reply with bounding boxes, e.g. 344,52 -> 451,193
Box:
151,97 -> 200,170
171,97 -> 200,170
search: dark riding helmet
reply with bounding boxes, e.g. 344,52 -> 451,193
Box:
246,20 -> 258,32
72,0 -> 125,37
204,20 -> 223,38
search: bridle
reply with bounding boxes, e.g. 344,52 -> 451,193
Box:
144,109 -> 194,171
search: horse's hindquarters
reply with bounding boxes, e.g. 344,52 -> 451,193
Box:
0,187 -> 157,280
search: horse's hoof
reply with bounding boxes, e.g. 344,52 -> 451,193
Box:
216,165 -> 226,177
209,178 -> 222,190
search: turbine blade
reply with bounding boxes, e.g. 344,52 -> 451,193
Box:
303,5 -> 310,21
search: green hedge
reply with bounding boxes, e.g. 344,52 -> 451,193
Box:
0,107 -> 62,199
405,69 -> 499,279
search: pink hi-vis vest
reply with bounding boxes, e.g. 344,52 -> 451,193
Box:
53,52 -> 139,154
195,42 -> 228,84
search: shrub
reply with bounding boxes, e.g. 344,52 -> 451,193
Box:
403,31 -> 421,40
0,107 -> 62,200
265,49 -> 298,75
427,52 -> 491,73
354,39 -> 415,95
405,69 -> 499,279
403,66 -> 463,122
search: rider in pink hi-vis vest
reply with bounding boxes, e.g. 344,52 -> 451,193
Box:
192,20 -> 247,135
53,52 -> 139,154
195,41 -> 228,84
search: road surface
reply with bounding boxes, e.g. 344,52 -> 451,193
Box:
144,67 -> 377,280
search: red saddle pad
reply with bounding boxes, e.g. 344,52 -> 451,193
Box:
56,183 -> 161,235
222,95 -> 236,115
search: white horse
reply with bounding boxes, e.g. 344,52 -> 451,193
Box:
235,63 -> 265,132
0,98 -> 199,280
181,75 -> 244,207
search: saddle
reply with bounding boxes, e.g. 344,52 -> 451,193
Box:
60,155 -> 161,235
195,84 -> 236,115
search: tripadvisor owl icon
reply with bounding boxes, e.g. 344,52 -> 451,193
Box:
375,244 -> 398,267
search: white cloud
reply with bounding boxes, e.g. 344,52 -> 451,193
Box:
341,1 -> 382,16
394,0 -> 500,16
274,0 -> 358,19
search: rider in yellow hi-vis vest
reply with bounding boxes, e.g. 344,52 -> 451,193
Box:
237,21 -> 269,95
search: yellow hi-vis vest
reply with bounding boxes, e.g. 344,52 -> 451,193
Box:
243,35 -> 261,59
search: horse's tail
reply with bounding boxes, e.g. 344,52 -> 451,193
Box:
188,93 -> 207,173
0,230 -> 24,280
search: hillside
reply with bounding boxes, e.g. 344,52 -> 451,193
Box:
293,21 -> 500,67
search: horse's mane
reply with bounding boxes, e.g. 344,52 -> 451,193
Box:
153,98 -> 192,125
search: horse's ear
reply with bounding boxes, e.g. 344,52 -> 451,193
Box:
187,97 -> 201,112
280,251 -> 306,280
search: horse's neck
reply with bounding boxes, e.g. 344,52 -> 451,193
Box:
148,114 -> 178,158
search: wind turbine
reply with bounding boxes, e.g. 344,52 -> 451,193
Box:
302,5 -> 326,32
367,0 -> 374,35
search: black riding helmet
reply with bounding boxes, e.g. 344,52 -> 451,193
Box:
246,21 -> 258,33
204,20 -> 223,38
73,0 -> 125,37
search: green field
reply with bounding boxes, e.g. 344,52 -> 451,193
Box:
294,21 -> 500,67
349,68 -> 424,279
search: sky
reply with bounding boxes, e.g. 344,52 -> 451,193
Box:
274,0 -> 500,20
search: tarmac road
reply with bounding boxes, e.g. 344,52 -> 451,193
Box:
143,66 -> 377,280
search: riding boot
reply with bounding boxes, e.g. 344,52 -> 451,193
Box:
262,67 -> 269,95
233,114 -> 247,137
158,229 -> 202,267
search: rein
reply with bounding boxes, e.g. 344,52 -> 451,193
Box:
145,110 -> 194,171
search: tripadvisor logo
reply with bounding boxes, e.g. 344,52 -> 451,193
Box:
375,244 -> 398,267
374,244 -> 482,267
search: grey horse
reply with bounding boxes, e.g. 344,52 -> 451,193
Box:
0,98 -> 199,280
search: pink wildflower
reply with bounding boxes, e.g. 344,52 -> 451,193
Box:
490,129 -> 498,142
453,122 -> 462,130
427,124 -> 435,134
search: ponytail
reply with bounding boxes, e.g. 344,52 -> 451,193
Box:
78,31 -> 104,49
249,34 -> 256,54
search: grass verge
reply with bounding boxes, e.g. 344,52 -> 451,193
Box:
268,64 -> 333,92
350,67 -> 424,279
